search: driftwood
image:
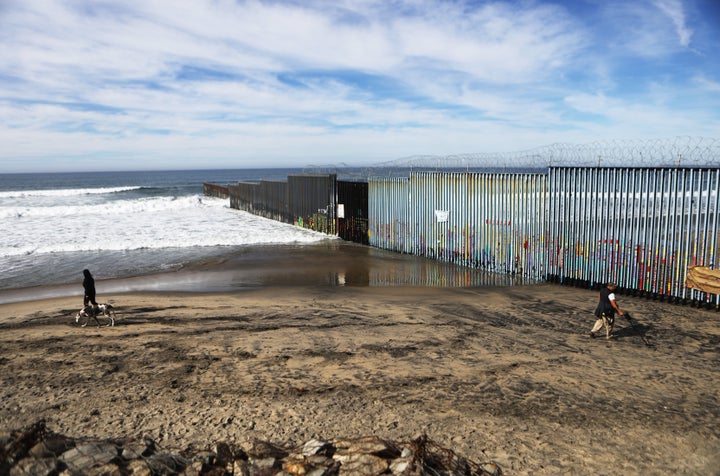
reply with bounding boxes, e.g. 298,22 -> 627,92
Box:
685,266 -> 720,295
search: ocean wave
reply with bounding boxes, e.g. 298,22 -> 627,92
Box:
0,186 -> 142,199
0,195 -> 331,258
0,194 -> 212,219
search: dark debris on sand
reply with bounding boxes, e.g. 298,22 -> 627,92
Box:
1,420 -> 502,475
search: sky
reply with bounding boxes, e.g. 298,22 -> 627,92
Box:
1,0 -> 719,173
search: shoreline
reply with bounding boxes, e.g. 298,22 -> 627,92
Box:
1,279 -> 719,474
0,241 -> 533,305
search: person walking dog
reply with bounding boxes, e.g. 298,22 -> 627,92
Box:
590,283 -> 624,339
82,269 -> 98,308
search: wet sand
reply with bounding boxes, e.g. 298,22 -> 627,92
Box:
0,241 -> 523,305
1,251 -> 719,474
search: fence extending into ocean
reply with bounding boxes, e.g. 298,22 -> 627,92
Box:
207,165 -> 719,308
222,174 -> 369,243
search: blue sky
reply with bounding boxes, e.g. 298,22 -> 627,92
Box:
1,0 -> 718,172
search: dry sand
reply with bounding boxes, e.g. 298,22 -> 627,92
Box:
1,282 -> 719,475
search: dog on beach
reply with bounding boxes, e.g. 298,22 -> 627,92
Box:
75,303 -> 116,327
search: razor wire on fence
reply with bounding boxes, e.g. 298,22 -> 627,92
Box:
374,136 -> 720,170
305,137 -> 720,178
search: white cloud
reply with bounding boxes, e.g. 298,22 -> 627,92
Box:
693,75 -> 720,92
598,0 -> 694,57
0,0 -> 717,172
564,90 -> 720,139
651,0 -> 693,47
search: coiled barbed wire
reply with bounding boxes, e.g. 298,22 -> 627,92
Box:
305,136 -> 720,179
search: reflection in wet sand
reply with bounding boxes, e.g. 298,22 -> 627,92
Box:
0,241 -> 535,305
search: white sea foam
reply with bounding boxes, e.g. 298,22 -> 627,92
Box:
0,169 -> 330,292
0,186 -> 142,199
0,195 -> 329,258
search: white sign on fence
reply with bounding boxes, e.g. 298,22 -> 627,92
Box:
435,210 -> 449,223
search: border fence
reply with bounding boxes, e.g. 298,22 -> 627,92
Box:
216,138 -> 719,308
546,167 -> 719,302
367,168 -> 719,307
367,172 -> 548,278
228,175 -> 337,232
202,183 -> 229,199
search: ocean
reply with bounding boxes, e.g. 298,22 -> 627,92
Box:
0,169 -> 336,298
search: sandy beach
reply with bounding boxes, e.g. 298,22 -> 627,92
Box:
1,254 -> 719,474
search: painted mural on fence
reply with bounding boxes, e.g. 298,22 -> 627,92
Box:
547,167 -> 719,303
369,168 -> 719,305
369,171 -> 547,278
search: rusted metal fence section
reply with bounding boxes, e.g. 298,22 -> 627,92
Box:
202,183 -> 229,199
369,172 -> 547,277
228,174 -> 338,234
288,174 -> 337,234
260,180 -> 290,222
547,167 -> 719,304
228,180 -> 288,222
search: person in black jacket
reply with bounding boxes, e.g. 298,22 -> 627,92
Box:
589,283 -> 624,339
82,269 -> 98,308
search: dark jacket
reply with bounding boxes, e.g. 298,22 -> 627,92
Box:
83,269 -> 96,299
594,286 -> 615,317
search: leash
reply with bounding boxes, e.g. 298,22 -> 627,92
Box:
622,312 -> 653,348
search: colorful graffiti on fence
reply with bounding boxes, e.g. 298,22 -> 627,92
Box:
369,168 -> 719,305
